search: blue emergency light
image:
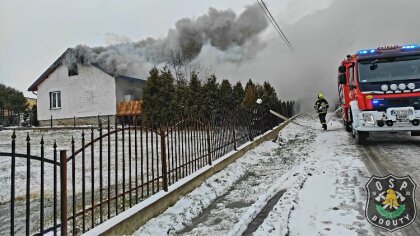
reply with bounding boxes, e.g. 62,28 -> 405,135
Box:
358,49 -> 376,55
402,44 -> 420,49
372,99 -> 385,107
359,44 -> 420,55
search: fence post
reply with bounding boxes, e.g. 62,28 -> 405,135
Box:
60,150 -> 68,236
160,130 -> 169,192
206,125 -> 212,165
10,131 -> 16,235
51,115 -> 53,128
73,116 -> 76,128
232,114 -> 237,151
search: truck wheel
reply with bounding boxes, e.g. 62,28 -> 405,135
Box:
345,121 -> 352,132
356,131 -> 368,145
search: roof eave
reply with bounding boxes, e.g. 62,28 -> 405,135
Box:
27,48 -> 72,91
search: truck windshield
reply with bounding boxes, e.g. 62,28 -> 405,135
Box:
358,55 -> 420,83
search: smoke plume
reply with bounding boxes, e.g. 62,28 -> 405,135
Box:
204,0 -> 420,111
66,0 -> 420,112
65,4 -> 268,79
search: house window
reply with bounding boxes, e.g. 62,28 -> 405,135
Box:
50,91 -> 61,109
68,64 -> 78,76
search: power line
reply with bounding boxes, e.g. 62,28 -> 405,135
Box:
257,0 -> 294,52
260,0 -> 294,50
256,1 -> 285,42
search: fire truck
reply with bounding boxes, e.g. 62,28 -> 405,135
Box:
338,44 -> 420,144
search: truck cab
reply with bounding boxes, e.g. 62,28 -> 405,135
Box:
338,44 -> 420,144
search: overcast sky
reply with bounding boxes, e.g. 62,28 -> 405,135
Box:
0,0 -> 273,97
0,0 -> 330,98
3,0 -> 418,109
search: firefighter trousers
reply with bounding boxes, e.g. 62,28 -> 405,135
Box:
318,113 -> 327,128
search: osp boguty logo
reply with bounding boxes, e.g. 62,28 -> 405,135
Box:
365,175 -> 417,232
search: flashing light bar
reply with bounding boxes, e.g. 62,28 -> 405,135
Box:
358,44 -> 420,55
372,100 -> 380,104
358,49 -> 376,55
402,44 -> 420,49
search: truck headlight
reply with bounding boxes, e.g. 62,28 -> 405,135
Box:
381,84 -> 389,91
363,114 -> 375,124
398,83 -> 407,90
408,83 -> 416,90
390,84 -> 398,91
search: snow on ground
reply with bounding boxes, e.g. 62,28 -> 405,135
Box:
255,115 -> 374,236
134,116 -> 317,235
0,128 -> 212,234
134,114 -> 378,236
134,141 -> 285,235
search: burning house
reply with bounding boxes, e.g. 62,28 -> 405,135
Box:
28,48 -> 145,126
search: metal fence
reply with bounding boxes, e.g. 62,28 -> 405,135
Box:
0,104 -> 293,235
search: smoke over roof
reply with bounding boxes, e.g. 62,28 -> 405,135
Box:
64,4 -> 268,78
62,0 -> 420,112
201,0 -> 420,111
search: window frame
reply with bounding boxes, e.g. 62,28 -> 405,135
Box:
348,66 -> 355,86
68,64 -> 79,76
49,91 -> 61,109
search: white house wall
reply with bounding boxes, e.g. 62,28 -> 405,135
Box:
37,65 -> 116,121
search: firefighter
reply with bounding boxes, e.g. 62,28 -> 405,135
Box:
314,93 -> 329,130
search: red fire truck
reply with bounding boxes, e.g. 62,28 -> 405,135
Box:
338,44 -> 420,144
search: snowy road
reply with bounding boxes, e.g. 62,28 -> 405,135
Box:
360,132 -> 420,236
134,115 -> 420,236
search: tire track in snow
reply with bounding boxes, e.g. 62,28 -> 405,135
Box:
242,189 -> 287,234
177,138 -> 314,236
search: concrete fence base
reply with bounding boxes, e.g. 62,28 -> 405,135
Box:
85,114 -> 301,236
38,115 -> 116,127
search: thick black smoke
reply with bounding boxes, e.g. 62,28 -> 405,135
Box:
65,4 -> 268,78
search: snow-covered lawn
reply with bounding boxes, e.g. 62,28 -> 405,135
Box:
134,115 -> 378,235
0,128 -> 218,234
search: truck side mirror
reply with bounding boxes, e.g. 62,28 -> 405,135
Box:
338,66 -> 346,73
338,74 -> 346,84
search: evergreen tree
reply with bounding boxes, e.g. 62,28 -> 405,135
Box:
142,67 -> 175,125
232,82 -> 245,109
261,81 -> 279,109
255,84 -> 264,101
31,105 -> 39,126
0,83 -> 28,120
186,71 -> 202,114
201,74 -> 220,117
219,79 -> 234,112
173,78 -> 189,117
242,82 -> 256,109
245,79 -> 254,93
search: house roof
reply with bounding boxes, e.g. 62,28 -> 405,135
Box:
115,75 -> 147,84
28,48 -> 146,91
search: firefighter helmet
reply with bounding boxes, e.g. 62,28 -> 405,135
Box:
318,93 -> 324,99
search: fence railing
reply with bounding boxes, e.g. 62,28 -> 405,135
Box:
0,104 -> 293,235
